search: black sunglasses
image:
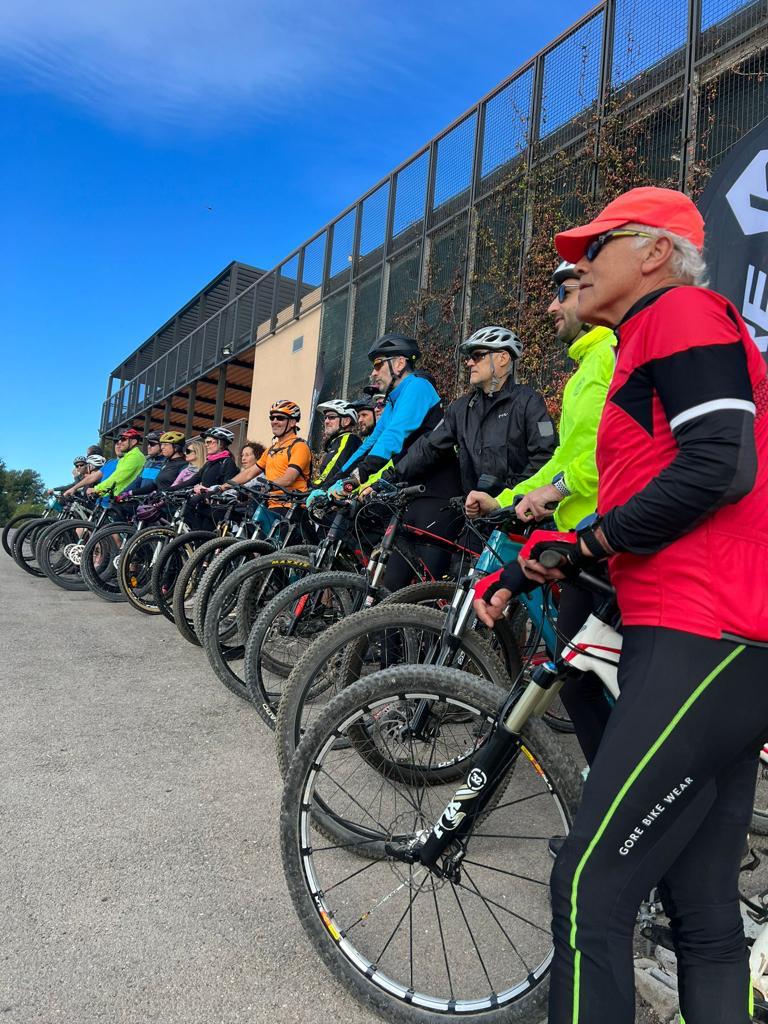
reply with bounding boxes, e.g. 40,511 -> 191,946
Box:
585,229 -> 655,262
555,283 -> 580,302
464,349 -> 491,364
184,448 -> 194,454
269,414 -> 289,421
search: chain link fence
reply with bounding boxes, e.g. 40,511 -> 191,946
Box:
103,0 -> 768,434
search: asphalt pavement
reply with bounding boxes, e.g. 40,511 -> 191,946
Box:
0,551 -> 666,1024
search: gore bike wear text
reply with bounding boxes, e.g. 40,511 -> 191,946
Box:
549,625 -> 766,1024
393,372 -> 557,494
596,286 -> 768,640
499,325 -> 616,529
93,447 -> 146,496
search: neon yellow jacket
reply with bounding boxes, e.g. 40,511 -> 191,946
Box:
498,326 -> 616,529
94,446 -> 146,496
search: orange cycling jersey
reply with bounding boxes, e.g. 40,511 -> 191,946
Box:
256,433 -> 311,508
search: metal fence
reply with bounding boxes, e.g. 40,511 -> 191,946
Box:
102,0 -> 768,434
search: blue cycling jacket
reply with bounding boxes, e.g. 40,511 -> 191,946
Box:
333,374 -> 441,486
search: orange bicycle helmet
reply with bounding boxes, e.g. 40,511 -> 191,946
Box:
270,400 -> 301,421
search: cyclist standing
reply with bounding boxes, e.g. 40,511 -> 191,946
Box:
468,270 -> 617,765
348,394 -> 377,437
185,427 -> 239,529
393,325 -> 556,495
479,186 -> 768,1024
91,429 -> 146,498
321,333 -> 461,589
254,401 -> 312,508
311,400 -> 361,486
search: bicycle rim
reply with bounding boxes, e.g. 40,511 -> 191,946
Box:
282,669 -> 575,1019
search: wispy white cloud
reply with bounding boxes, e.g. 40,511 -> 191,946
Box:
0,0 -> 411,129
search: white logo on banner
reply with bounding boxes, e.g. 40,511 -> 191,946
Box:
726,150 -> 768,236
743,265 -> 768,351
724,149 -> 768,347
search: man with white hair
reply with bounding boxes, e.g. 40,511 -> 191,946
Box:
475,186 -> 768,1024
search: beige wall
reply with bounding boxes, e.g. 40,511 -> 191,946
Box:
246,296 -> 321,447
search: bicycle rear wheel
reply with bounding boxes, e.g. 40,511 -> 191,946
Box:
37,518 -> 95,589
281,664 -> 582,1024
202,553 -> 316,701
2,512 -> 41,558
80,523 -> 137,602
151,530 -> 215,621
12,517 -> 52,577
117,526 -> 179,614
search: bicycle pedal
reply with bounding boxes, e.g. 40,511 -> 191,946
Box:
639,922 -> 675,952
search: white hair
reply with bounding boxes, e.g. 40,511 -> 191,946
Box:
629,224 -> 709,287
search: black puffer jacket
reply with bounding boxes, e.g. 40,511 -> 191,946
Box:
393,375 -> 557,493
175,452 -> 238,490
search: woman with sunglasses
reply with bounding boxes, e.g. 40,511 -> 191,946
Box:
176,427 -> 238,529
171,438 -> 206,486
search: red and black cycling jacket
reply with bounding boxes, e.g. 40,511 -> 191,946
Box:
596,285 -> 768,642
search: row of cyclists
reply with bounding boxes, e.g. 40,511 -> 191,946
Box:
42,185 -> 768,1023
282,186 -> 768,1024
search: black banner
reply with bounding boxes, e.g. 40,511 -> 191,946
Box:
698,115 -> 768,352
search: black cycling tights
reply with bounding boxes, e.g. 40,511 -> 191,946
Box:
549,626 -> 768,1024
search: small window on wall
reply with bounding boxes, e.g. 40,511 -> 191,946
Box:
292,336 -> 304,353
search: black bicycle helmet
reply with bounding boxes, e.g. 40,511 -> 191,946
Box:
349,395 -> 376,413
367,333 -> 420,362
145,430 -> 163,444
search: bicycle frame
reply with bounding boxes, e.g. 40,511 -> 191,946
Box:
390,570 -> 622,878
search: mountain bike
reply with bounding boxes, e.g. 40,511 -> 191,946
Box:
276,553 -> 626,1023
244,484 -> 502,729
172,483 -> 312,646
200,491 -> 367,701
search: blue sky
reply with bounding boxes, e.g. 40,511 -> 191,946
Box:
0,0 -> 594,485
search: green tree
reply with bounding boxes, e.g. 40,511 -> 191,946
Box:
0,458 -> 46,526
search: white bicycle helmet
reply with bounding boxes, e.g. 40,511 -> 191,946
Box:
460,326 -> 523,359
204,426 -> 235,445
85,454 -> 107,469
317,399 -> 358,424
552,260 -> 578,285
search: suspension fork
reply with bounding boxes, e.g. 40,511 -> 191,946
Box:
362,505 -> 408,605
392,671 -> 565,875
402,573 -> 479,738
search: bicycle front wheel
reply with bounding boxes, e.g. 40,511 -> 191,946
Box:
81,523 -> 137,602
281,663 -> 582,1024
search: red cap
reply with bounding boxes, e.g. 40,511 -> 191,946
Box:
555,186 -> 705,262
